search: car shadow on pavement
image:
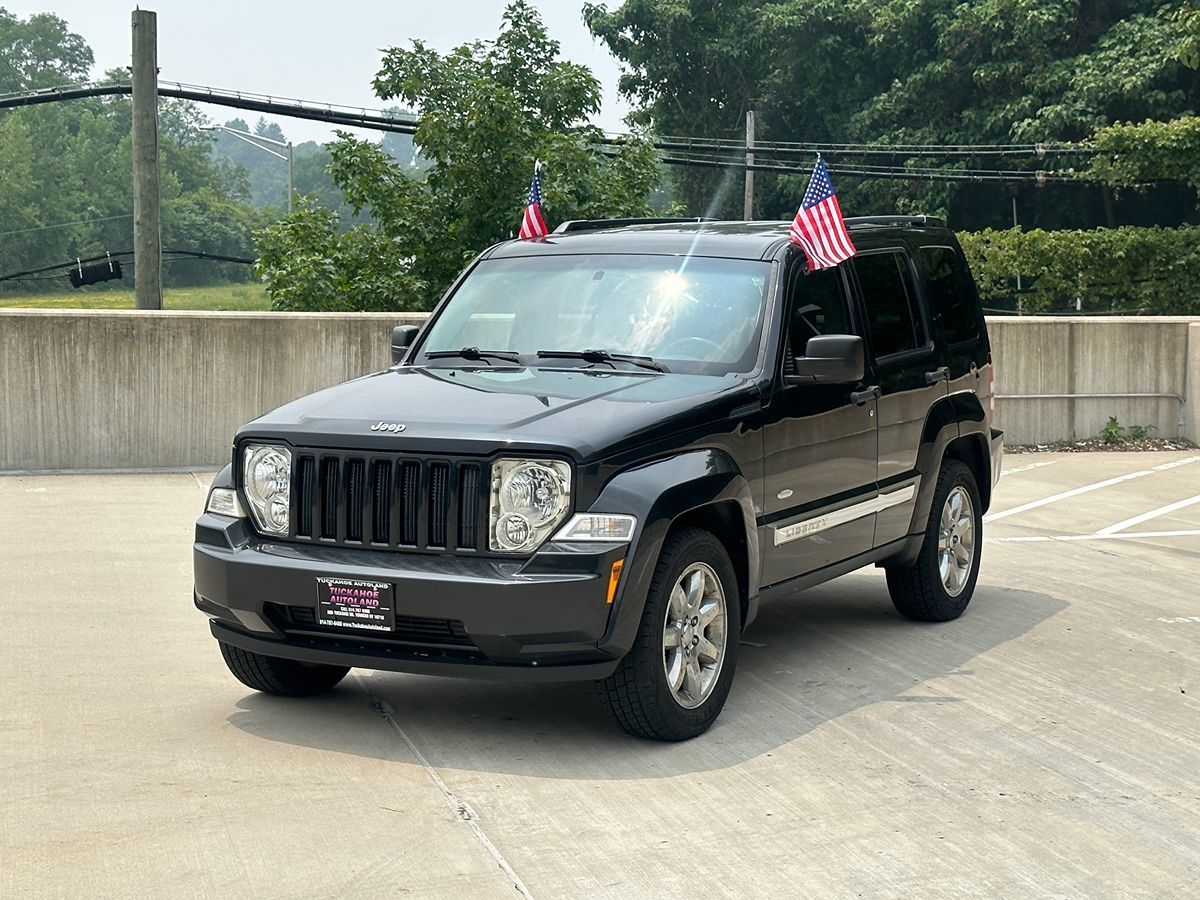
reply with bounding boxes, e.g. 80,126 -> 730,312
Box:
226,572 -> 1066,779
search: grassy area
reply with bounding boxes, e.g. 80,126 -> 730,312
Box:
0,282 -> 271,311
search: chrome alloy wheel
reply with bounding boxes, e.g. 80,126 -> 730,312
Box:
662,562 -> 728,709
938,486 -> 976,597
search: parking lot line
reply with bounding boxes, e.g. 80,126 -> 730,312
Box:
994,529 -> 1200,543
1000,460 -> 1058,477
985,470 -> 1152,523
1096,494 -> 1200,536
1152,455 -> 1200,472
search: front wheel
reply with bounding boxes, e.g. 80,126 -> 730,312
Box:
598,527 -> 741,741
886,459 -> 983,622
219,641 -> 350,697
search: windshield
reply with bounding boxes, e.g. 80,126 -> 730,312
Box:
419,254 -> 771,375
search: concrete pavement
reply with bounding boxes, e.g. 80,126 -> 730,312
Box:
2,452 -> 1198,897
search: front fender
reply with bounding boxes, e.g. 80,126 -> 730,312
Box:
586,449 -> 758,659
210,463 -> 234,491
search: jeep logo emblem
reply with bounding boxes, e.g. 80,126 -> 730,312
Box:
370,422 -> 406,433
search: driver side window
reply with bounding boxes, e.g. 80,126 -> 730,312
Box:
784,258 -> 852,363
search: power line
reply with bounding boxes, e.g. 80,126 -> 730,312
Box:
0,213 -> 132,238
0,248 -> 253,283
601,148 -> 1082,183
3,78 -> 1090,158
0,78 -> 1101,184
0,80 -> 421,134
650,133 -> 1091,156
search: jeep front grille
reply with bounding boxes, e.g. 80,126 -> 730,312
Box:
288,450 -> 486,553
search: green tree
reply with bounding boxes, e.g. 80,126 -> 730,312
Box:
255,1 -> 660,311
0,51 -> 259,292
586,0 -> 1200,228
0,7 -> 92,92
1083,5 -> 1200,201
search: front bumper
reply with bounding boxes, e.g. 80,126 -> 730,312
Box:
194,513 -> 627,682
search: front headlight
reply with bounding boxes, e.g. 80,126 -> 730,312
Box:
242,443 -> 291,535
489,458 -> 572,552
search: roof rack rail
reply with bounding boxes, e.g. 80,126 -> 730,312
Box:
843,215 -> 947,228
553,216 -> 716,234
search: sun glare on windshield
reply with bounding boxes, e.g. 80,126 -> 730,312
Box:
420,254 -> 770,376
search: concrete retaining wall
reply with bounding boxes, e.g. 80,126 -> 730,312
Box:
1,310 -> 1196,471
987,317 -> 1196,447
0,310 -> 422,471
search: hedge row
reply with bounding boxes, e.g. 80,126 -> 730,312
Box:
957,226 -> 1200,315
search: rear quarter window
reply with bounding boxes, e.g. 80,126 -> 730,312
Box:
919,246 -> 979,345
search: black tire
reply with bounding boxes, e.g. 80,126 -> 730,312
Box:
886,458 -> 983,622
598,527 -> 741,741
219,641 -> 350,697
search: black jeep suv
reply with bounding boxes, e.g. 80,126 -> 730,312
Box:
194,217 -> 1002,741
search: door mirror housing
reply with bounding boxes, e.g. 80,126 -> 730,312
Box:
785,334 -> 864,385
391,325 -> 419,364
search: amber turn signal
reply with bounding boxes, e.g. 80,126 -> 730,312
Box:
607,559 -> 625,604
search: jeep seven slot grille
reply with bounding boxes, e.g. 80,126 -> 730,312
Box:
289,451 -> 486,553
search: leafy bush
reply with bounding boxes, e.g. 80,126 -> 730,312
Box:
254,201 -> 423,311
959,226 -> 1200,314
1099,416 -> 1157,444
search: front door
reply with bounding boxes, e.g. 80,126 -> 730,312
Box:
850,248 -> 948,546
760,252 -> 878,588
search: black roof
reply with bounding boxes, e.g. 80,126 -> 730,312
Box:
486,217 -> 950,262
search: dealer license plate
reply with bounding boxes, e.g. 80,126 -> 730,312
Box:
315,577 -> 395,632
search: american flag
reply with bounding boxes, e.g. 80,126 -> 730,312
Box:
518,164 -> 549,239
789,157 -> 856,271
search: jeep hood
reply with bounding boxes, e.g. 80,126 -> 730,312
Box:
240,365 -> 756,461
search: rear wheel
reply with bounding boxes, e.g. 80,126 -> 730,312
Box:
886,459 -> 982,622
219,641 -> 349,697
598,527 -> 741,741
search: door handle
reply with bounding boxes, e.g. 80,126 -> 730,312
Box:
850,385 -> 881,405
925,366 -> 950,385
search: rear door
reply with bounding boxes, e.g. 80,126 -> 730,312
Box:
760,250 -> 878,587
849,247 -> 946,547
916,242 -> 995,432
916,243 -> 988,401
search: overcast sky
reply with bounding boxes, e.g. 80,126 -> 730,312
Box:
9,0 -> 632,143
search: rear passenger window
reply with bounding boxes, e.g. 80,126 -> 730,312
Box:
919,246 -> 979,345
854,251 -> 924,358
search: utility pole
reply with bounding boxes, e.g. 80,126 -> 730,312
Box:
1011,191 -> 1023,315
131,9 -> 162,310
743,109 -> 755,220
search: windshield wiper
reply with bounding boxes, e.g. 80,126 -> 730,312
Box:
536,349 -> 665,373
425,346 -> 522,365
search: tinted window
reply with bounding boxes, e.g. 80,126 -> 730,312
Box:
854,251 -> 924,358
920,246 -> 979,344
785,263 -> 851,359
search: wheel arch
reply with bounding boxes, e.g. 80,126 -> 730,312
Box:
589,449 -> 759,658
669,500 -> 753,630
888,393 -> 995,568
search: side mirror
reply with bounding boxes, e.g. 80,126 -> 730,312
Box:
785,334 -> 864,385
391,325 -> 419,365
